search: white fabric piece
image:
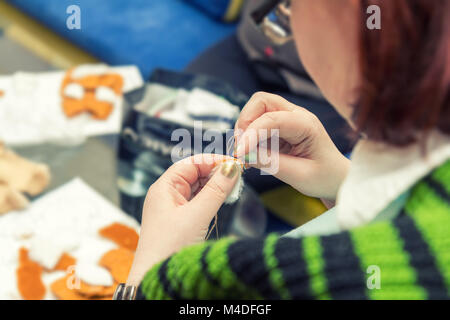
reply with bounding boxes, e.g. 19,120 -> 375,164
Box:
63,83 -> 84,99
0,178 -> 139,299
225,169 -> 244,204
157,87 -> 239,131
28,236 -> 70,270
70,64 -> 109,79
185,88 -> 240,119
337,130 -> 450,229
95,86 -> 117,104
208,160 -> 244,204
0,64 -> 143,146
76,263 -> 113,287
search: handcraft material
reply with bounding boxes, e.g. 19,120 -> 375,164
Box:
99,222 -> 139,251
0,142 -> 50,215
16,248 -> 46,300
99,248 -> 134,283
60,65 -> 124,120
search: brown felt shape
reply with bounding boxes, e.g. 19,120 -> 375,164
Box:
99,248 -> 134,283
99,222 -> 139,251
16,248 -> 46,300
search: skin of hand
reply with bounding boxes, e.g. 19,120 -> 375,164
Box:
235,92 -> 350,202
126,154 -> 240,286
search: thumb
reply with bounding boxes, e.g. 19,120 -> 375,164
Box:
190,160 -> 241,220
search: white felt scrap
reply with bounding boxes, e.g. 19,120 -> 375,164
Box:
76,263 -> 114,287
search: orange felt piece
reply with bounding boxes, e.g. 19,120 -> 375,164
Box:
60,69 -> 123,120
99,223 -> 139,251
99,248 -> 134,283
62,98 -> 85,117
51,276 -> 116,300
75,280 -> 116,298
53,253 -> 76,272
51,277 -> 88,300
16,248 -> 46,300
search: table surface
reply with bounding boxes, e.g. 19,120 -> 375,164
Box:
0,16 -> 120,205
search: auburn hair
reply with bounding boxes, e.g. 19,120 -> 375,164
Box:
355,0 -> 449,146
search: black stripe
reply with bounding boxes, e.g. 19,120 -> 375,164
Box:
320,232 -> 368,299
274,237 -> 313,299
423,175 -> 450,204
200,245 -> 221,288
135,285 -> 147,300
394,211 -> 449,299
227,238 -> 282,299
158,258 -> 182,300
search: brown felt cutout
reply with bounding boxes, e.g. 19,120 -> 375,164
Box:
16,247 -> 46,300
99,248 -> 134,283
53,253 -> 76,272
60,68 -> 124,120
51,276 -> 116,300
99,222 -> 139,251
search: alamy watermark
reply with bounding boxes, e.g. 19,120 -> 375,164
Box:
366,5 -> 381,30
66,5 -> 81,30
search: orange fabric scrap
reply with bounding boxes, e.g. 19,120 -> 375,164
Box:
60,69 -> 124,120
50,276 -> 115,300
16,247 -> 46,300
53,253 -> 76,272
99,247 -> 134,283
99,222 -> 139,251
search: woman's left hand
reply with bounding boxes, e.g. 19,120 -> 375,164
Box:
126,154 -> 240,286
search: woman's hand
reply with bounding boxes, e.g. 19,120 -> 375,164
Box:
127,154 -> 240,286
235,92 -> 350,202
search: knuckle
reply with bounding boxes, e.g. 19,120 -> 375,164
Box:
251,91 -> 267,101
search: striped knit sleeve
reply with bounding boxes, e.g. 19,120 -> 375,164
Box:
138,161 -> 450,300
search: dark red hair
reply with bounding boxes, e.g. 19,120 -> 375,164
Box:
355,0 -> 449,146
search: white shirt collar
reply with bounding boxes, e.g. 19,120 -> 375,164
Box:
336,130 -> 450,230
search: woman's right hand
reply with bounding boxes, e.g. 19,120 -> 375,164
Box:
235,92 -> 350,202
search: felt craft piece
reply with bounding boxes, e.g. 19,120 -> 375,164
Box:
210,159 -> 245,204
0,182 -> 29,215
60,66 -> 124,120
16,247 -> 46,300
99,222 -> 139,251
76,263 -> 114,287
29,235 -> 75,270
74,279 -> 116,298
99,248 -> 134,283
53,253 -> 76,272
50,276 -> 114,300
0,142 -> 50,197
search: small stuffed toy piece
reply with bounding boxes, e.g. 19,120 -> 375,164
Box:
60,64 -> 124,120
210,157 -> 246,204
0,142 -> 51,214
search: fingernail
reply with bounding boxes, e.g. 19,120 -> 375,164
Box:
220,161 -> 239,179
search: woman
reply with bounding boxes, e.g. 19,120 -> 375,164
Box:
122,0 -> 450,299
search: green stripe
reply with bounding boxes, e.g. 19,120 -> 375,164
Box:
207,238 -> 262,299
350,221 -> 426,299
262,234 -> 291,299
302,236 -> 331,300
431,160 -> 450,192
405,181 -> 450,295
168,242 -> 209,299
141,261 -> 170,299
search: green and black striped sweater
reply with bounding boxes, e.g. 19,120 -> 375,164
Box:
138,160 -> 450,300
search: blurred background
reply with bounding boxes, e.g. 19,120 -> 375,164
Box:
0,0 -> 329,235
